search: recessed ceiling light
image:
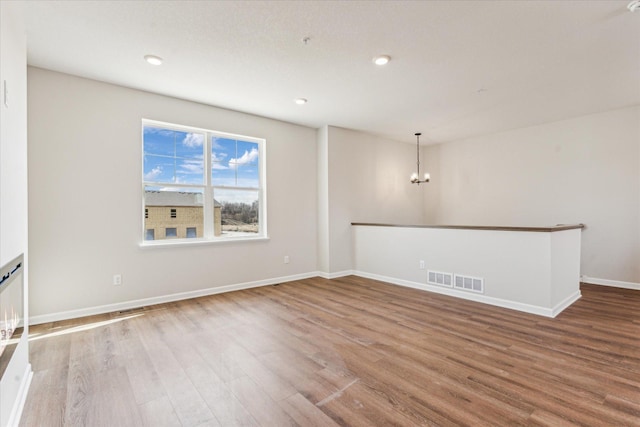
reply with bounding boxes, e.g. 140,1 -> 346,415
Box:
629,0 -> 640,12
294,98 -> 307,105
144,55 -> 163,66
373,55 -> 391,66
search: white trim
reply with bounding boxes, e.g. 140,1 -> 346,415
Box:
551,291 -> 582,318
581,275 -> 640,290
6,363 -> 32,427
316,270 -> 354,280
352,270 -> 578,318
29,269 -> 589,325
141,119 -> 267,243
140,236 -> 270,248
29,272 -> 317,325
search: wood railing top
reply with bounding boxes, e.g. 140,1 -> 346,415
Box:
351,223 -> 585,233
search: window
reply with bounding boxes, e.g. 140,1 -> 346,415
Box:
142,120 -> 265,243
145,229 -> 154,240
165,227 -> 177,238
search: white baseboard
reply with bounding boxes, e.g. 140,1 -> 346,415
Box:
30,268 -> 594,325
581,275 -> 640,290
353,270 -> 578,318
29,271 -> 318,325
6,363 -> 32,427
316,270 -> 354,280
551,290 -> 582,318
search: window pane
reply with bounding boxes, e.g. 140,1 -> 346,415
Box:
213,188 -> 259,236
144,186 -> 204,240
212,137 -> 259,188
143,125 -> 204,185
142,121 -> 265,244
235,140 -> 259,187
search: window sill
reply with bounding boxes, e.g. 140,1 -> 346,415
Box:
140,235 -> 270,249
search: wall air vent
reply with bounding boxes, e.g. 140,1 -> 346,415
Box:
454,274 -> 484,293
428,270 -> 453,287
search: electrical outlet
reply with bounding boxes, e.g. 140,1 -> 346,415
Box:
284,255 -> 290,264
113,274 -> 122,285
419,260 -> 425,270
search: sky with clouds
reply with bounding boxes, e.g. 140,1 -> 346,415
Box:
143,125 -> 260,204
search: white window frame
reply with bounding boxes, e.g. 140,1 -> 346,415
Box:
141,119 -> 267,246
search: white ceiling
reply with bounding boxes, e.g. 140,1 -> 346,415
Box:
22,0 -> 640,144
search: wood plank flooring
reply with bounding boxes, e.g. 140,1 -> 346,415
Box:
20,277 -> 640,426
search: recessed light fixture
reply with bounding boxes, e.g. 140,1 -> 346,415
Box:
294,98 -> 308,105
144,55 -> 163,66
629,0 -> 640,12
373,55 -> 391,66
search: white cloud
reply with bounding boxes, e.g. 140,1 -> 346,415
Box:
211,151 -> 228,169
178,158 -> 203,175
211,137 -> 223,149
228,148 -> 258,170
212,151 -> 228,162
183,133 -> 204,148
144,166 -> 163,181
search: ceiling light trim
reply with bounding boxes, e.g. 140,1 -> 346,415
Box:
373,55 -> 391,66
144,55 -> 163,66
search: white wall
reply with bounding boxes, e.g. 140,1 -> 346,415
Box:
0,2 -> 30,426
317,125 -> 330,273
424,106 -> 640,284
324,126 -> 426,274
28,67 -> 318,319
25,66 -> 640,320
352,225 -> 582,317
0,4 -> 28,266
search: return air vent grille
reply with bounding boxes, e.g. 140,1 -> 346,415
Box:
428,270 -> 453,287
454,274 -> 484,293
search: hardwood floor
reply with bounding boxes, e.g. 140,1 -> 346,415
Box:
20,277 -> 640,426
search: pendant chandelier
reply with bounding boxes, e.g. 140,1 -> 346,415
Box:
410,132 -> 430,185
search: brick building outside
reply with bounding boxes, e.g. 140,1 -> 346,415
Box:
144,190 -> 221,240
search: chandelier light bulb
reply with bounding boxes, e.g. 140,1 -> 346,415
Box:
410,132 -> 430,185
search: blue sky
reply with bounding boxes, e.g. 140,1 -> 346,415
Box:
212,136 -> 259,188
143,126 -> 259,188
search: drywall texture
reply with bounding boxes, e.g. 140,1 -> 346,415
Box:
0,3 -> 28,266
423,106 -> 640,284
316,125 -> 330,273
325,126 -> 426,274
352,225 -> 582,315
28,67 -> 317,317
0,3 -> 30,426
